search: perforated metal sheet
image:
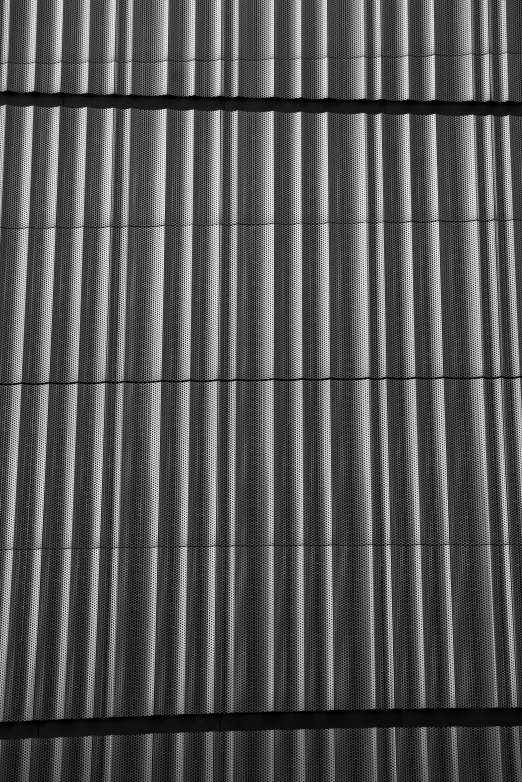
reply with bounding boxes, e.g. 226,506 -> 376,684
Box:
3,220 -> 522,383
1,101 -> 521,730
0,727 -> 521,781
1,107 -> 522,383
2,380 -> 522,549
0,538 -> 522,719
2,108 -> 522,230
0,0 -> 521,100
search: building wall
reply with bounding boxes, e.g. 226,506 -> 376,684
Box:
1,727 -> 522,782
0,0 -> 521,99
0,1 -> 521,779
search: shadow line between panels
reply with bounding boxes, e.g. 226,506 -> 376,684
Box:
2,93 -> 522,115
4,51 -> 522,66
3,709 -> 522,740
1,218 -> 521,231
1,375 -> 522,387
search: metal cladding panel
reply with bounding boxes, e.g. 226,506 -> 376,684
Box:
1,537 -> 522,717
4,109 -> 522,229
0,728 -> 521,781
5,220 -> 522,381
0,100 -> 520,743
0,0 -> 522,99
2,380 -> 522,548
2,108 -> 522,382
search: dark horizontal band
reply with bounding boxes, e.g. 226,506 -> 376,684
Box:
1,93 -> 522,115
3,709 -> 522,741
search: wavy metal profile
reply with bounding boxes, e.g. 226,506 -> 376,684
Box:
1,108 -> 522,383
0,0 -> 522,100
0,726 -> 521,781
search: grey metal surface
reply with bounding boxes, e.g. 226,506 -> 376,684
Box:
2,108 -> 522,229
0,98 -> 521,743
0,0 -> 521,100
1,534 -> 522,718
1,7 -> 521,782
1,107 -> 522,382
2,380 -> 522,548
3,220 -> 522,382
1,727 -> 521,781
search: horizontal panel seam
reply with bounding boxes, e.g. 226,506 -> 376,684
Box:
3,544 -> 522,551
2,95 -> 522,114
3,53 -> 522,66
2,376 -> 522,388
1,218 -> 520,231
3,709 -> 522,739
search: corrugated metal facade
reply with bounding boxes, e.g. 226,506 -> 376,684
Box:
3,380 -> 522,548
0,0 -> 522,100
2,1 -> 522,777
1,104 -> 522,727
2,108 -> 522,383
1,522 -> 522,718
1,727 -> 521,782
4,108 -> 522,230
4,219 -> 522,382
